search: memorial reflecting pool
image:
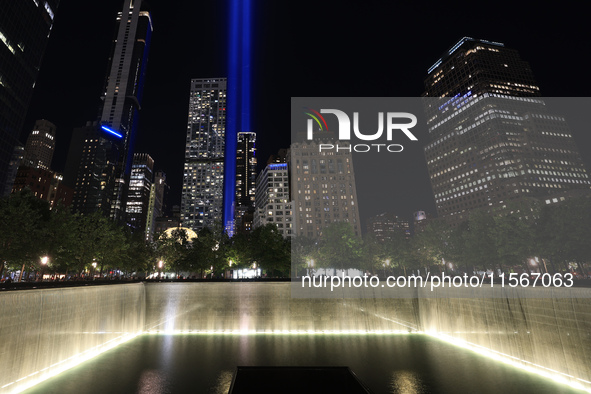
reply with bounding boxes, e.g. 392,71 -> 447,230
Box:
23,334 -> 582,394
2,283 -> 590,393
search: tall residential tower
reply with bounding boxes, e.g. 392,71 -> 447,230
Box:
100,0 -> 152,222
181,78 -> 227,231
65,0 -> 152,222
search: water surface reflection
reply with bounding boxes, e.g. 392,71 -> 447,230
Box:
24,335 -> 581,394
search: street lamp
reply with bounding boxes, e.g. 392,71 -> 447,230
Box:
383,259 -> 390,277
158,260 -> 164,278
40,256 -> 48,281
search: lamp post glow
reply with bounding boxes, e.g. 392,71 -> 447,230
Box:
40,256 -> 48,282
529,258 -> 538,273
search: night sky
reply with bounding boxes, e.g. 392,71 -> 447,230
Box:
23,1 -> 591,222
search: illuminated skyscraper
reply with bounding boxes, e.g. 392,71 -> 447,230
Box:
65,0 -> 152,221
424,38 -> 590,223
99,0 -> 152,222
126,153 -> 153,231
234,132 -> 256,232
236,132 -> 257,208
22,119 -> 56,170
182,78 -> 227,231
0,0 -> 59,196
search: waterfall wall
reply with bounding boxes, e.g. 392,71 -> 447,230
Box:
418,286 -> 591,389
1,282 -> 589,393
0,284 -> 145,394
144,282 -> 419,332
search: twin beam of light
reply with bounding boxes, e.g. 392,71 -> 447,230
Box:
223,0 -> 252,236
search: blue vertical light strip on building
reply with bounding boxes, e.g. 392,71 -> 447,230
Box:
223,0 -> 245,236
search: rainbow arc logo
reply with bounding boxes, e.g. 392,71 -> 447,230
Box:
303,107 -> 329,132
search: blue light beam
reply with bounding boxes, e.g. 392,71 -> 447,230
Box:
224,0 -> 252,236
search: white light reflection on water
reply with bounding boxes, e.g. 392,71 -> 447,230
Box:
212,370 -> 233,394
136,370 -> 167,394
389,370 -> 426,394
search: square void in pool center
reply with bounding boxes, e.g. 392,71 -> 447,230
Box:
23,335 -> 582,394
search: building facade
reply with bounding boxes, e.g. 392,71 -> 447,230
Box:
254,162 -> 293,238
63,121 -> 118,216
64,0 -> 152,222
145,170 -> 167,241
423,37 -> 591,223
290,135 -> 362,239
366,212 -> 410,242
0,0 -> 60,196
125,153 -> 153,231
3,145 -> 24,196
12,166 -> 72,208
235,132 -> 257,208
235,132 -> 257,233
181,78 -> 227,231
22,119 -> 56,170
99,0 -> 152,222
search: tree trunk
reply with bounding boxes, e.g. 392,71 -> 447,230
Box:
19,263 -> 26,282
